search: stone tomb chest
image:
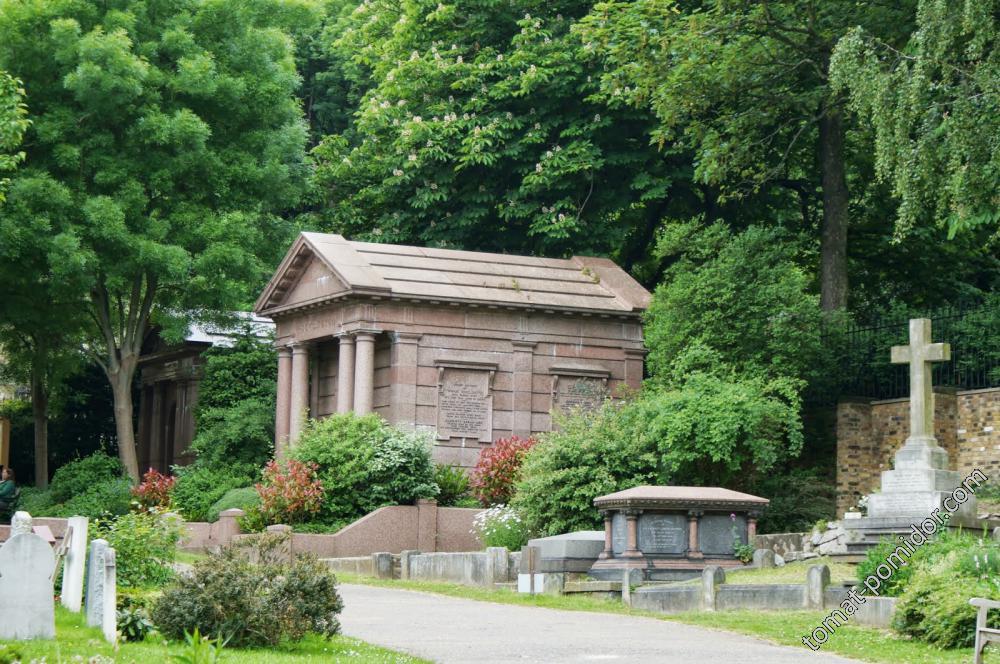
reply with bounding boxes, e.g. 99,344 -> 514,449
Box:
589,486 -> 769,582
255,233 -> 650,467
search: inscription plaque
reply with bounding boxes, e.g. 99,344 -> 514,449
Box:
611,512 -> 627,555
699,514 -> 746,555
638,513 -> 688,554
554,376 -> 607,413
437,368 -> 493,441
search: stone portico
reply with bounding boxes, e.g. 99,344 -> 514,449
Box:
255,233 -> 650,466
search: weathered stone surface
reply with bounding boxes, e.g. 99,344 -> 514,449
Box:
85,539 -> 109,628
60,516 -> 88,613
752,549 -> 775,569
806,564 -> 830,609
0,512 -> 56,640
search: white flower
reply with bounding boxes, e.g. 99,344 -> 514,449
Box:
408,153 -> 417,161
535,163 -> 543,172
456,55 -> 463,64
393,169 -> 404,177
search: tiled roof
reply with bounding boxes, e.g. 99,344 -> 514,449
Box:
255,233 -> 651,316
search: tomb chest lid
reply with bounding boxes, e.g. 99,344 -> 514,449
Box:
593,485 -> 769,511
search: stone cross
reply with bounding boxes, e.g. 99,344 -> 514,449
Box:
891,318 -> 950,445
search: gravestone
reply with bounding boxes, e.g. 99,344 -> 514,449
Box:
101,548 -> 117,644
590,486 -> 767,582
85,539 -> 109,627
0,512 -> 56,639
60,515 -> 88,612
851,319 -> 979,531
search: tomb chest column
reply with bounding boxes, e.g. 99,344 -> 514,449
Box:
354,332 -> 376,415
687,510 -> 703,558
275,346 -> 292,453
599,511 -> 614,559
336,334 -> 356,413
747,511 -> 760,542
623,510 -> 643,558
288,343 -> 310,444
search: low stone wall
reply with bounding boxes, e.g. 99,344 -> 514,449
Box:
754,533 -> 806,558
853,596 -> 897,628
0,517 -> 71,544
324,547 -> 520,587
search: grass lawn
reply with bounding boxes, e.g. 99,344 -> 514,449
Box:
339,574 -> 1000,664
675,557 -> 858,586
0,606 -> 429,663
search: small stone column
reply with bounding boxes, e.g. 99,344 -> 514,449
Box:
288,343 -> 310,444
336,334 -> 356,413
623,510 -> 642,558
747,511 -> 759,543
275,346 -> 292,455
354,332 -> 376,415
511,340 -> 536,438
687,510 -> 703,559
599,512 -> 614,559
389,332 -> 421,426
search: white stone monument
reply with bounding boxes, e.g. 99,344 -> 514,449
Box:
0,512 -> 56,640
85,538 -> 109,627
863,318 -> 978,526
101,548 -> 117,644
60,515 -> 89,612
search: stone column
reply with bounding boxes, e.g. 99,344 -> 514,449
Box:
389,333 -> 421,426
149,382 -> 165,474
309,350 -> 321,420
747,511 -> 759,543
354,332 -> 376,415
275,346 -> 292,455
511,340 -> 536,438
599,511 -> 614,559
336,334 -> 356,413
288,343 -> 310,444
687,510 -> 703,558
623,510 -> 642,558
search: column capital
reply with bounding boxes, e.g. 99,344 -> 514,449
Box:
687,509 -> 704,519
276,345 -> 293,357
391,331 -> 423,344
335,331 -> 356,343
289,341 -> 312,354
354,330 -> 379,342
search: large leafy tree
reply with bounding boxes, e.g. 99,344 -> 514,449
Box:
0,0 -> 309,480
0,71 -> 29,201
831,0 -> 1000,238
313,0 -> 696,260
575,0 -> 916,310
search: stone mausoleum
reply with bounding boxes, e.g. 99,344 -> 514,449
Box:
254,233 -> 650,466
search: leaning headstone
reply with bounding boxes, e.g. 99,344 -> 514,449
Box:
85,539 -> 109,627
752,549 -> 776,569
0,512 -> 56,639
60,515 -> 89,612
101,548 -> 117,644
806,564 -> 830,610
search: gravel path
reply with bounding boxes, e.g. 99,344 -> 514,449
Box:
338,583 -> 861,664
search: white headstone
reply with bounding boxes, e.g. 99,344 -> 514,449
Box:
85,538 -> 109,627
60,515 -> 89,612
102,548 -> 117,644
0,512 -> 56,639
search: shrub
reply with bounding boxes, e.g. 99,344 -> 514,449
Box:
434,464 -> 475,507
206,487 -> 260,523
17,486 -> 53,515
132,468 -> 175,510
93,508 -> 183,587
171,465 -> 250,522
471,505 -> 530,550
49,451 -> 125,504
751,468 -> 836,534
49,477 -> 132,519
290,413 -> 437,524
117,589 -> 156,643
152,535 -> 343,647
857,530 -> 978,597
471,436 -> 537,507
255,459 -> 324,525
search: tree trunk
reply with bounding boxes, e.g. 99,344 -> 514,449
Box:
109,366 -> 140,482
30,369 -> 48,489
818,104 -> 850,311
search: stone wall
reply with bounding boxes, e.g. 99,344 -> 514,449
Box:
836,387 -> 1000,516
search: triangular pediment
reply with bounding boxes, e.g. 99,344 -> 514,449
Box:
279,255 -> 349,307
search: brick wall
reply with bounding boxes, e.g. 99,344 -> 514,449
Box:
835,387 -> 1000,517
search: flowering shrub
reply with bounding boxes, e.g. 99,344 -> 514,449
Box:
255,459 -> 325,525
132,468 -> 175,509
471,504 -> 530,550
92,507 -> 184,587
471,436 -> 537,506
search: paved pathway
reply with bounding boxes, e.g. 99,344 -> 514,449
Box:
339,584 -> 861,664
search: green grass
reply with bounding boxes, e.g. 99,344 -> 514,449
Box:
339,574 -> 1000,664
173,550 -> 208,566
0,606 -> 429,663
675,557 -> 858,586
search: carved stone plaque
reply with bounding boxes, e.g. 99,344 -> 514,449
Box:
554,376 -> 607,413
611,512 -> 627,555
436,368 -> 493,442
638,513 -> 688,554
699,514 -> 746,556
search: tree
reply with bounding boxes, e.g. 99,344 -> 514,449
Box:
0,71 -> 29,202
831,0 -> 1000,238
0,0 -> 309,480
313,0 -> 697,262
575,0 -> 917,310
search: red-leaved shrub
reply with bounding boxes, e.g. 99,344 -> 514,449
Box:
132,468 -> 176,509
471,436 -> 538,506
256,459 -> 325,524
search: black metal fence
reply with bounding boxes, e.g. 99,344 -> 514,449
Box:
809,302 -> 1000,404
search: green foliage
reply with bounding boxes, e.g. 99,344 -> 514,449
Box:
172,628 -> 227,664
433,464 -> 473,508
752,468 -> 836,534
49,452 -> 125,504
471,505 -> 530,551
858,530 -> 991,598
206,487 -> 260,524
117,591 -> 156,643
0,71 -> 28,202
644,224 -> 825,386
48,477 -> 132,519
0,643 -> 23,664
16,486 -> 54,515
171,465 -> 251,523
93,508 -> 183,588
153,536 -> 343,647
290,414 -> 437,524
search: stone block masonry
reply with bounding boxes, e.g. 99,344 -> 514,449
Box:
836,387 -> 1000,516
